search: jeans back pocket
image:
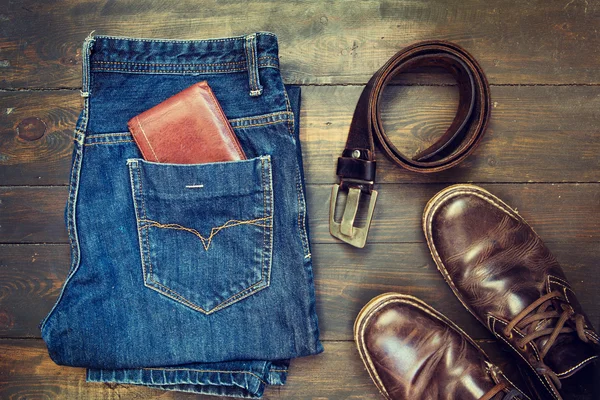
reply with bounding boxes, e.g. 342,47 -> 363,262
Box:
127,156 -> 273,314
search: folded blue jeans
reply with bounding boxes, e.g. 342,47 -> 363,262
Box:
40,32 -> 323,398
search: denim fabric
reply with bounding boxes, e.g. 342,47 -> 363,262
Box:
40,32 -> 322,398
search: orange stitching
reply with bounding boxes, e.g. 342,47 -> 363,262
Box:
139,217 -> 271,251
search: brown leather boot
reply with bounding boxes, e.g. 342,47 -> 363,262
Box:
354,293 -> 529,400
423,184 -> 600,400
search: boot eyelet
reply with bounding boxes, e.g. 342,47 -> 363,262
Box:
505,331 -> 513,340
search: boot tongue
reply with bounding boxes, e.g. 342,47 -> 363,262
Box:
532,303 -> 598,378
540,332 -> 597,377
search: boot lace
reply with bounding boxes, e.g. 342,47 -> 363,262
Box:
501,290 -> 594,389
479,382 -> 522,400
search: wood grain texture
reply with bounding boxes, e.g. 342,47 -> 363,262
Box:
0,245 -> 68,338
1,183 -> 597,244
2,1 -> 600,398
2,242 -> 598,342
0,91 -> 79,185
3,0 -> 600,88
1,338 -> 597,400
2,86 -> 600,185
0,339 -> 381,400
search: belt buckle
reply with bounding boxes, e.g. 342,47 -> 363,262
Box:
329,184 -> 378,248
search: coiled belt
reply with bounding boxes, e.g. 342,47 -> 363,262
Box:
330,41 -> 491,248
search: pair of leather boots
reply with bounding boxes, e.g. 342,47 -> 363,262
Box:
354,185 -> 599,400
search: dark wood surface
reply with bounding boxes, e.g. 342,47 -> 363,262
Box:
1,1 -> 599,398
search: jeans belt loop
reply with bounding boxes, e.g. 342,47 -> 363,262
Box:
80,31 -> 96,98
244,33 -> 264,97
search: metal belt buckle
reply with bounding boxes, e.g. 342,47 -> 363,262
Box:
329,184 -> 378,248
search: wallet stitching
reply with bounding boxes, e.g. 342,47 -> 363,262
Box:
203,83 -> 246,159
135,116 -> 160,162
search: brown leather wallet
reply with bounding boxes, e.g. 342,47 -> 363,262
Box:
127,81 -> 246,164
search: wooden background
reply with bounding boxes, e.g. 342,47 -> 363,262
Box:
1,0 -> 599,398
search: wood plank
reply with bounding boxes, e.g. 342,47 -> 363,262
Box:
309,183 -> 600,244
3,1 -> 600,88
0,339 -> 381,400
1,183 -> 597,244
0,245 -> 68,338
302,85 -> 600,184
2,86 -> 600,185
0,187 -> 68,243
2,242 -> 598,342
1,339 -> 597,400
0,91 -> 79,185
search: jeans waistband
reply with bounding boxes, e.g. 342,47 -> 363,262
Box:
82,32 -> 279,98
86,32 -> 280,75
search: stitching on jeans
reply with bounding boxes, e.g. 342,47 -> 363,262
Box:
138,217 -> 272,251
233,120 -> 290,129
97,60 -> 241,67
94,56 -> 278,67
260,157 -> 272,287
147,274 -> 266,313
139,367 -> 267,385
136,162 -> 154,279
95,31 -> 277,43
92,67 -> 249,73
87,132 -> 130,138
282,86 -> 310,257
251,35 -> 262,94
91,63 -> 279,74
261,158 -> 267,286
245,35 -> 256,93
83,112 -> 293,146
131,157 -> 274,314
128,161 -> 148,280
229,111 -> 293,124
84,140 -> 134,146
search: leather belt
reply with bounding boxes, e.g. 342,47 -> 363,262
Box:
330,41 -> 491,248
